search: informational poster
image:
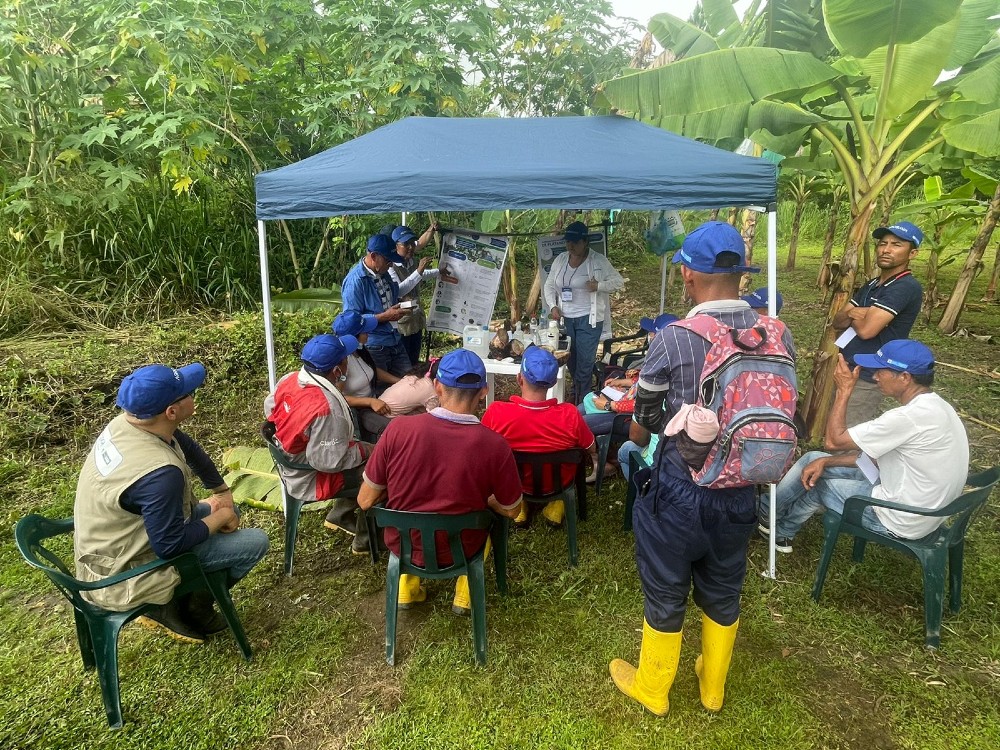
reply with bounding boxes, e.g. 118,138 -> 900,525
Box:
646,210 -> 686,256
427,229 -> 509,336
536,229 -> 606,316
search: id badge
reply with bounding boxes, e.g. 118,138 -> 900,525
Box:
561,287 -> 573,302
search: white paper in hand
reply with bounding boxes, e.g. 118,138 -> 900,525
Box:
601,386 -> 624,402
856,452 -> 880,484
835,327 -> 858,349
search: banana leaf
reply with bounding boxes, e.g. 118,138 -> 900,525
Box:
271,287 -> 342,313
221,446 -> 329,513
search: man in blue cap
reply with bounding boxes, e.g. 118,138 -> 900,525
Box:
389,224 -> 440,366
74,363 -> 269,643
833,220 -> 924,426
482,345 -> 596,526
760,340 -> 968,553
265,333 -> 378,555
609,221 -> 796,717
341,234 -> 411,377
741,287 -> 783,315
358,349 -> 522,615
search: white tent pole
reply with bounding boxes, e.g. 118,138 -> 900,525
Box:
258,220 -> 278,392
766,202 -> 778,580
659,255 -> 667,314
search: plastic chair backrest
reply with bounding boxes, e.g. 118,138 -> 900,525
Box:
261,421 -> 313,472
512,448 -> 588,501
939,467 -> 1000,544
14,515 -> 83,606
370,507 -> 495,576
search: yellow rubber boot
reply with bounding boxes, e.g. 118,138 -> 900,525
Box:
541,500 -> 565,526
609,619 -> 682,716
452,539 -> 492,616
397,574 -> 426,610
695,614 -> 739,712
512,501 -> 528,526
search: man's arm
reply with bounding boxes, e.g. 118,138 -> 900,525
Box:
487,493 -> 522,519
824,354 -> 861,451
176,430 -> 234,511
357,476 -> 387,511
799,452 -> 860,490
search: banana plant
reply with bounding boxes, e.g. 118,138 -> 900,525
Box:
599,0 -> 1000,438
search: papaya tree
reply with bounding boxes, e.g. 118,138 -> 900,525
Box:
598,0 -> 1000,439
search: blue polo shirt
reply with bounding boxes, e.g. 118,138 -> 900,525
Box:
841,270 -> 922,381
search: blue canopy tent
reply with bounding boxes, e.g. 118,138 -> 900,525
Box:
254,115 -> 783,574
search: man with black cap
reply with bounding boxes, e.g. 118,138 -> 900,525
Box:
833,220 -> 924,426
389,224 -> 440,366
342,234 -> 411,377
482,345 -> 596,526
74,363 -> 269,643
265,333 -> 377,555
357,349 -> 522,615
760,340 -> 968,553
609,221 -> 795,717
542,220 -> 624,404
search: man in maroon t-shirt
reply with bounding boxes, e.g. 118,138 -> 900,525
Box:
358,349 -> 522,615
482,346 -> 596,527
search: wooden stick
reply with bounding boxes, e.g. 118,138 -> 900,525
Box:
937,361 -> 1000,380
959,412 -> 1000,434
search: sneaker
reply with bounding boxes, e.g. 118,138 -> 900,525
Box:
757,524 -> 793,554
138,601 -> 205,644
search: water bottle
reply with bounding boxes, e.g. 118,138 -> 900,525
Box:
546,319 -> 559,348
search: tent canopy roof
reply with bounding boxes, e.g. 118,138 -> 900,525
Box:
254,115 -> 776,221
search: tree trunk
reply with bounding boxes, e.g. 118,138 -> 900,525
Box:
740,209 -> 759,294
938,181 -> 1000,333
983,240 -> 1000,302
817,202 -> 838,289
727,207 -> 739,226
802,202 -> 875,441
786,201 -> 804,270
922,225 -> 944,324
709,208 -> 720,221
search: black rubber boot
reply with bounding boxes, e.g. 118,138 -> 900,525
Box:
181,591 -> 228,635
138,600 -> 205,644
324,497 -> 358,535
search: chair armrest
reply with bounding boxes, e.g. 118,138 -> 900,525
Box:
73,552 -> 200,592
840,494 -> 959,527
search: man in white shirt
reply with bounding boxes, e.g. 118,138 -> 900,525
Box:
762,340 -> 968,553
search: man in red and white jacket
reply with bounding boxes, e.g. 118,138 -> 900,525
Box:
264,333 -> 375,555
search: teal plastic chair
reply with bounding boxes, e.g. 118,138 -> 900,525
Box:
264,421 -> 374,575
367,507 -> 509,666
512,448 -> 589,564
811,466 -> 1000,648
14,514 -> 252,728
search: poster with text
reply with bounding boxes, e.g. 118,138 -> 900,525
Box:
536,230 -> 607,316
427,229 -> 509,336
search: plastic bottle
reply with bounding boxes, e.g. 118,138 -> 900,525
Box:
546,319 -> 559,348
463,324 -> 485,357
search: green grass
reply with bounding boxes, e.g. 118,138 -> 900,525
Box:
1,228 -> 999,749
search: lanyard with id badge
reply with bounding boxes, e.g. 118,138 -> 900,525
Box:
562,256 -> 589,302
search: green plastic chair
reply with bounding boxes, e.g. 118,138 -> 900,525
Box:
512,448 -> 589,564
594,413 -> 632,497
811,466 -> 1000,648
14,514 -> 252,728
366,507 -> 509,666
262,422 -> 377,575
623,449 -> 651,532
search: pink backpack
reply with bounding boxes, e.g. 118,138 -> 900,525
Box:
669,314 -> 798,489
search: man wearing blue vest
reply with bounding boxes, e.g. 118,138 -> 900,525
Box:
341,234 -> 410,377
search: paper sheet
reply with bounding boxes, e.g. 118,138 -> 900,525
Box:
856,452 -> 880,484
601,386 -> 624,401
835,327 -> 857,348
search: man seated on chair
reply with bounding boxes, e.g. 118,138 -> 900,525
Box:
482,345 -> 596,527
74,363 -> 269,644
357,349 -> 522,615
760,340 -> 968,554
264,333 -> 377,556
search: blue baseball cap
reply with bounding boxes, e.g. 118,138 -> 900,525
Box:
564,221 -> 592,242
873,221 -> 923,248
639,312 -> 679,333
300,334 -> 359,372
391,225 -> 418,245
116,363 -> 206,419
741,287 -> 784,313
520,345 -> 559,387
854,340 -> 935,376
672,221 -> 760,274
332,310 -> 378,337
367,234 -> 405,263
436,349 -> 487,389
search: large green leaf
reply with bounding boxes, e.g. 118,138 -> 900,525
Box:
858,18 -> 959,120
221,446 -> 331,513
271,287 -> 342,313
961,166 -> 1000,196
601,47 -> 840,122
945,0 -> 1000,70
952,53 -> 1000,105
746,99 -> 824,157
823,0 -> 963,58
648,13 -> 719,59
941,109 -> 1000,155
701,0 -> 741,37
651,103 -> 752,147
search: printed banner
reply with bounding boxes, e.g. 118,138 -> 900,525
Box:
427,229 -> 509,335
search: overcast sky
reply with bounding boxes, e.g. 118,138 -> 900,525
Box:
610,0 -> 700,27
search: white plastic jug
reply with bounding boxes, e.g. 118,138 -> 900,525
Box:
463,325 -> 489,358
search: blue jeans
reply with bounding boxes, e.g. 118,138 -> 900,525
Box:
366,341 -> 412,378
564,315 -> 602,404
192,503 -> 270,583
618,440 -> 647,483
762,451 -> 888,539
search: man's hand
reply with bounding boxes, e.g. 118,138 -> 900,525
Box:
417,257 -> 432,274
800,457 -> 828,490
549,306 -> 561,320
593,395 -> 612,411
205,506 -> 239,534
378,304 -> 406,322
586,279 -> 599,292
205,489 -> 235,513
833,354 -> 861,393
847,307 -> 869,323
369,398 -> 391,416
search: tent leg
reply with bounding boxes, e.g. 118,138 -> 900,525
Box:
659,256 -> 667,315
765,203 -> 779,580
258,220 -> 278,392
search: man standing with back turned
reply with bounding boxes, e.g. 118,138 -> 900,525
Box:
609,221 -> 795,716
